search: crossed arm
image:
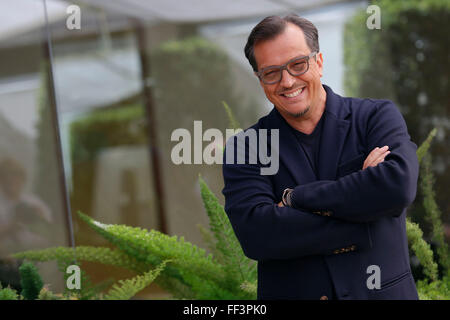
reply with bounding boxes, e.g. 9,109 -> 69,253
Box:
287,102 -> 419,223
222,160 -> 373,261
278,145 -> 390,207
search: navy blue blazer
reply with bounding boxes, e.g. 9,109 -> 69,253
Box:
222,85 -> 419,300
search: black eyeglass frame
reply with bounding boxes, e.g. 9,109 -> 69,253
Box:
255,51 -> 318,85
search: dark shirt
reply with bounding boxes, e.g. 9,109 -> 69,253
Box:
292,114 -> 325,177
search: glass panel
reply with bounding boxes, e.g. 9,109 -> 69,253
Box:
0,0 -> 69,292
49,4 -> 164,297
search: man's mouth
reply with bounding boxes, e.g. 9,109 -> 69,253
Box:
281,86 -> 305,98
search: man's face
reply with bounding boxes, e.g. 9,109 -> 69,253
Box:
253,23 -> 324,119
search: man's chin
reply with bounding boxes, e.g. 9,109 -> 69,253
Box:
286,105 -> 310,118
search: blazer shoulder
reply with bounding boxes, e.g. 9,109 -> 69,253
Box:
343,96 -> 399,119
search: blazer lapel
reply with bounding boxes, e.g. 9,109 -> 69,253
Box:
317,85 -> 351,181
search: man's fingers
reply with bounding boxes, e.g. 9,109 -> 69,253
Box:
373,151 -> 390,165
363,146 -> 390,169
365,151 -> 390,169
366,146 -> 388,163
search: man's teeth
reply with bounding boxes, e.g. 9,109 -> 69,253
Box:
284,87 -> 303,98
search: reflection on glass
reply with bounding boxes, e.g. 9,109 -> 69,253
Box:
0,0 -> 68,292
0,157 -> 53,256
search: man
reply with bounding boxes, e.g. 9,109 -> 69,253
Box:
222,14 -> 419,300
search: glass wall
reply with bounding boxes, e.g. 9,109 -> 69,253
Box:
0,0 -> 69,292
48,3 -> 166,297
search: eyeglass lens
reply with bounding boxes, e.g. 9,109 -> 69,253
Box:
261,57 -> 309,84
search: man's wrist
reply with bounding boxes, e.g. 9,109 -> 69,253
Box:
282,188 -> 294,207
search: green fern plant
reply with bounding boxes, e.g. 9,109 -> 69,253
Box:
198,176 -> 257,297
0,284 -> 19,300
406,219 -> 439,281
19,262 -> 43,300
420,153 -> 449,274
103,261 -> 168,300
12,201 -> 254,299
406,128 -> 450,298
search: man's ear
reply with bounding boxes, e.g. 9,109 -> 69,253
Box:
316,52 -> 324,78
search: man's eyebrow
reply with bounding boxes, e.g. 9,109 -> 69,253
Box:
259,53 -> 310,70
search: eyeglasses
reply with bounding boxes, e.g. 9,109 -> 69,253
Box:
256,51 -> 317,85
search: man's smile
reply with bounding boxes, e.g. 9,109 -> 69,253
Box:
279,85 -> 306,100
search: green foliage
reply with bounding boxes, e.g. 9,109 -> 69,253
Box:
104,261 -> 167,300
416,275 -> 450,300
14,176 -> 258,300
404,131 -> 450,298
199,176 -> 257,297
76,212 -> 224,285
19,262 -> 43,300
373,0 -> 450,26
38,286 -> 62,300
406,218 -> 438,282
416,129 -> 436,164
0,283 -> 19,300
420,153 -> 450,274
14,246 -> 148,274
222,101 -> 241,130
70,103 -> 146,165
240,281 -> 257,296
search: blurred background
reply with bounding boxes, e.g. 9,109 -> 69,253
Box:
0,0 -> 448,298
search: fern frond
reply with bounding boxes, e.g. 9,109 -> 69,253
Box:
197,223 -> 223,261
420,153 -> 450,273
199,176 -> 257,287
104,261 -> 167,300
240,281 -> 257,298
416,128 -> 437,164
77,212 -> 225,286
13,246 -> 148,274
222,101 -> 241,130
407,218 -> 439,281
180,271 -> 243,300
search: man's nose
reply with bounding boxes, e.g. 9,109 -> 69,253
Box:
279,69 -> 296,88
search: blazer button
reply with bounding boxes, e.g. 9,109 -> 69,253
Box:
320,295 -> 328,300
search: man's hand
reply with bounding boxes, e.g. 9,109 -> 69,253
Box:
363,146 -> 390,170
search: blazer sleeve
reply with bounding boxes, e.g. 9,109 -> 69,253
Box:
222,134 -> 372,261
291,101 -> 419,223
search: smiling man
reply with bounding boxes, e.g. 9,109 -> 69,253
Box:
222,15 -> 419,300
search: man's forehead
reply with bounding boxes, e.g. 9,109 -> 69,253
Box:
253,24 -> 310,69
